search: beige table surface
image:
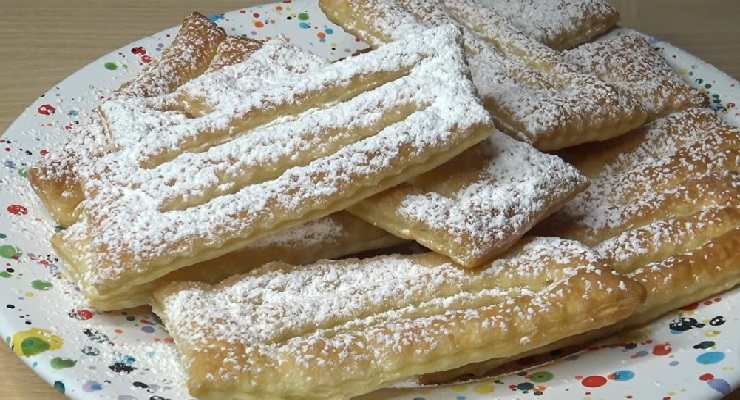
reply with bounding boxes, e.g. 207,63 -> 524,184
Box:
1,1 -> 739,399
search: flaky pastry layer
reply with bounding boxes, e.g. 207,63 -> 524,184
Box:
419,108 -> 739,384
153,237 -> 643,400
73,212 -> 404,311
320,0 -> 647,151
542,108 -> 739,323
564,29 -> 707,120
480,0 -> 619,49
29,14 -> 251,227
53,26 -> 492,303
350,131 -> 587,267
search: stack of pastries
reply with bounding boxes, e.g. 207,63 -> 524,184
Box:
28,1 -> 738,399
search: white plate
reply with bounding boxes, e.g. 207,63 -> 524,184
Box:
1,1 -> 738,399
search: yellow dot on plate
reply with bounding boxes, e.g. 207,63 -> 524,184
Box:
705,330 -> 721,337
473,383 -> 495,394
450,384 -> 468,392
25,292 -> 34,297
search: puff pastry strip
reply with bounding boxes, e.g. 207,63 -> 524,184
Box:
417,108 -> 740,384
79,212 -> 404,311
53,25 -> 492,306
320,0 -> 646,151
481,0 -> 619,49
29,19 -> 256,226
564,29 -> 707,120
351,131 -> 587,267
543,108 -> 740,324
152,237 -> 644,400
118,12 -> 227,97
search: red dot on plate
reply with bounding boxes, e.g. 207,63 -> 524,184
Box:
7,204 -> 28,216
700,373 -> 714,381
37,104 -> 56,115
653,343 -> 672,356
581,375 -> 607,388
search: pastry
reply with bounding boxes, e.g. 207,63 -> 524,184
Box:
119,12 -> 227,97
480,0 -> 619,49
350,131 -> 587,267
29,16 -> 255,226
418,108 -> 739,384
544,108 -> 740,327
320,0 -> 647,151
564,29 -> 707,120
152,237 -> 644,400
30,25 -> 400,310
52,26 -> 492,308
205,36 -> 264,73
79,212 -> 404,310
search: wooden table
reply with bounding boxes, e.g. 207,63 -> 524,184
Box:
0,1 -> 738,399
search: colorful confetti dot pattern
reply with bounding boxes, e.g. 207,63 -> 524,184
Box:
0,1 -> 738,399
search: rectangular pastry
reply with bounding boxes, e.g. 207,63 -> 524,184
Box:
480,0 -> 620,49
51,25 -> 493,308
29,14 -> 254,226
119,11 -> 228,97
83,212 -> 405,311
543,108 -> 740,326
30,22 -> 399,310
152,237 -> 644,400
320,0 -> 647,151
418,108 -> 740,384
564,28 -> 707,120
350,131 -> 587,267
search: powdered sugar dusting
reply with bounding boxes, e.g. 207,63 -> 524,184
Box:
479,0 -> 617,48
327,0 -> 643,149
248,215 -> 344,248
59,25 -> 491,296
562,109 -> 738,239
154,237 -> 633,396
395,131 -> 586,262
564,29 -> 706,117
118,12 -> 226,98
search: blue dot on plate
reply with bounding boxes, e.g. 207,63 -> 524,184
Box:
141,325 -> 155,333
299,22 -> 311,29
612,370 -> 635,381
697,351 -> 725,364
707,378 -> 732,395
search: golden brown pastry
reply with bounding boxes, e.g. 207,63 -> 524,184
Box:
152,237 -> 644,400
29,15 -> 253,226
320,0 -> 647,151
546,107 -> 740,325
417,108 -> 739,384
52,25 -> 493,310
476,0 -> 620,49
350,131 -> 587,267
81,212 -> 405,311
118,12 -> 227,97
564,29 -> 707,120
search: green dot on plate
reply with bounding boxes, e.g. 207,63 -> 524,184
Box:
20,337 -> 50,356
31,280 -> 53,291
